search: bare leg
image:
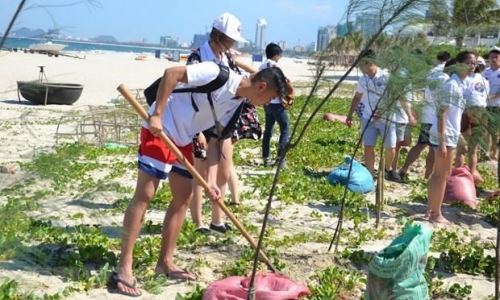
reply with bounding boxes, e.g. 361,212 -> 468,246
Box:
384,147 -> 395,172
116,170 -> 160,295
228,164 -> 240,205
211,139 -> 234,225
189,159 -> 207,228
427,148 -> 454,223
155,171 -> 195,279
364,146 -> 375,176
424,148 -> 435,179
391,142 -> 402,171
399,143 -> 427,175
455,135 -> 466,168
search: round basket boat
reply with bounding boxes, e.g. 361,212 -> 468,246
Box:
17,81 -> 84,105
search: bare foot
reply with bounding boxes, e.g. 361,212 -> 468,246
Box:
108,267 -> 141,297
155,264 -> 196,281
429,214 -> 450,224
424,209 -> 432,219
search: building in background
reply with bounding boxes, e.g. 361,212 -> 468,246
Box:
254,18 -> 267,51
278,40 -> 287,51
354,14 -> 381,37
316,25 -> 336,51
160,35 -> 179,48
336,22 -> 354,37
191,33 -> 209,48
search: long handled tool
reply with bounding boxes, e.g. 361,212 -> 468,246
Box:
117,84 -> 279,274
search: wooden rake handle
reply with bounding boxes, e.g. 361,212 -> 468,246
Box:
116,84 -> 279,273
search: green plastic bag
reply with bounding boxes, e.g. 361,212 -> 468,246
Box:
366,222 -> 433,300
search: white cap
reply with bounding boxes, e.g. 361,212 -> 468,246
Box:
213,13 -> 248,43
477,56 -> 486,65
489,46 -> 500,54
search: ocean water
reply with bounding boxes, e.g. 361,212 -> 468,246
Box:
1,37 -> 191,55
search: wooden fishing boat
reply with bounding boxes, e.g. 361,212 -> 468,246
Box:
17,81 -> 84,105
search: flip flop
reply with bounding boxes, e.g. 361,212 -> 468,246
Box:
107,271 -> 142,297
165,269 -> 197,281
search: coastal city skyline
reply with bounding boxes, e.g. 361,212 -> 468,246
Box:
1,0 -> 349,50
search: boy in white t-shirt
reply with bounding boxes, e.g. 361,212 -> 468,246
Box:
260,43 -> 289,168
108,61 -> 291,296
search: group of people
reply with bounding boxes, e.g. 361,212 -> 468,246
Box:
107,12 -> 292,297
347,46 -> 500,224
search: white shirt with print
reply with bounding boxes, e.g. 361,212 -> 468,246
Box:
484,67 -> 500,106
422,63 -> 449,124
429,73 -> 468,147
144,62 -> 244,146
357,68 -> 393,121
259,59 -> 281,104
464,72 -> 489,107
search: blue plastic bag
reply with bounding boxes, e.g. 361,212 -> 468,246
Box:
366,222 -> 433,300
327,156 -> 374,194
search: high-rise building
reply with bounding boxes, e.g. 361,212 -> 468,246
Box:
192,33 -> 209,48
355,14 -> 381,37
160,35 -> 178,48
336,22 -> 354,37
316,25 -> 336,51
278,40 -> 287,51
254,18 -> 267,51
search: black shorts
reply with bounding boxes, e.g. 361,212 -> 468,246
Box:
417,123 -> 432,145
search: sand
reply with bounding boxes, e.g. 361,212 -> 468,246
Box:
0,49 -> 496,299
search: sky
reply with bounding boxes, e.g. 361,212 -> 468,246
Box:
1,0 -> 350,46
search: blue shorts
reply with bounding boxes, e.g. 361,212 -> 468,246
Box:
360,118 -> 397,148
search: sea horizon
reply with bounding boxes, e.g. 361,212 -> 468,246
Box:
1,36 -> 193,55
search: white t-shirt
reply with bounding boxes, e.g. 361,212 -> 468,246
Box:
259,59 -> 281,104
144,62 -> 244,146
357,68 -> 393,121
484,67 -> 500,106
464,73 -> 488,107
197,41 -> 229,65
392,69 -> 413,124
422,63 -> 449,124
429,73 -> 467,147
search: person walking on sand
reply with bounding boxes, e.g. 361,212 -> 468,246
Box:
260,42 -> 289,168
427,52 -> 472,224
107,61 -> 291,297
187,13 -> 257,235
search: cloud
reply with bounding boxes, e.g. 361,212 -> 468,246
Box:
275,1 -> 333,17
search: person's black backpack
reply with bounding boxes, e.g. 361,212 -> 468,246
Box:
143,61 -> 230,109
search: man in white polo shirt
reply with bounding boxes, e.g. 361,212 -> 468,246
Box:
485,46 -> 500,159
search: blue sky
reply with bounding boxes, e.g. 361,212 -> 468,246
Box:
1,0 -> 350,45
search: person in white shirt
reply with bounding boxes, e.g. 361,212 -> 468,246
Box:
399,51 -> 450,179
260,43 -> 289,168
188,13 -> 256,236
455,54 -> 489,182
108,61 -> 291,296
427,52 -> 471,224
484,46 -> 500,160
346,49 -> 411,182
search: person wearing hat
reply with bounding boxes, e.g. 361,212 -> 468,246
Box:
188,13 -> 255,236
484,46 -> 500,160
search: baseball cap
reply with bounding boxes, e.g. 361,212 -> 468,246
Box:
477,56 -> 486,65
213,13 -> 248,43
489,46 -> 500,54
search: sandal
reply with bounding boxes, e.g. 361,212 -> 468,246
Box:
164,269 -> 197,281
107,271 -> 142,297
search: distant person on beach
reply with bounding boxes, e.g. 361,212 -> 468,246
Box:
427,53 -> 472,223
108,62 -> 291,297
188,13 -> 257,235
260,42 -> 290,168
399,51 -> 451,179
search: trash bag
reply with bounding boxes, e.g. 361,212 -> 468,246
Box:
203,273 -> 310,300
366,222 -> 432,300
443,166 -> 478,209
327,156 -> 374,194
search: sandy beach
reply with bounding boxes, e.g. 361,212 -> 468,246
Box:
0,49 -> 497,299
